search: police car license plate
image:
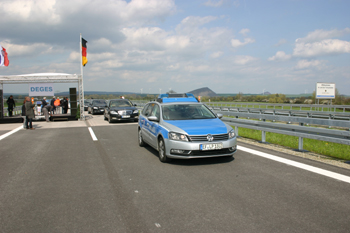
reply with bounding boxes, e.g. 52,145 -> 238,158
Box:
122,115 -> 130,118
200,143 -> 223,151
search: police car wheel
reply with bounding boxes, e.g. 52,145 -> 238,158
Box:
138,129 -> 145,147
158,138 -> 170,163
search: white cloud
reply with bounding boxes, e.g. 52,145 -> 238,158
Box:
233,55 -> 257,65
176,16 -> 218,33
293,39 -> 350,57
268,51 -> 292,61
2,42 -> 56,56
211,51 -> 223,58
296,28 -> 350,43
231,38 -> 255,47
294,60 -> 323,69
239,28 -> 250,36
166,63 -> 180,71
0,0 -> 60,24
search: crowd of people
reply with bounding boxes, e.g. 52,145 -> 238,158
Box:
6,95 -> 70,129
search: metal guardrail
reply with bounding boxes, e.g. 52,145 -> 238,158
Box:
3,106 -> 22,117
221,117 -> 350,151
214,110 -> 350,129
204,102 -> 350,113
211,106 -> 350,121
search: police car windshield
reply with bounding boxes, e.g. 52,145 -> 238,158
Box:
162,104 -> 216,120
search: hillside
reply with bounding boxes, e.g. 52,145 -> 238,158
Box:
188,87 -> 218,97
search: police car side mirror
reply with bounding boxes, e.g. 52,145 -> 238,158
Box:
217,113 -> 223,119
148,116 -> 159,122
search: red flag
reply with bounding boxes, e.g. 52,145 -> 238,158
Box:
3,47 -> 9,66
0,45 -> 9,66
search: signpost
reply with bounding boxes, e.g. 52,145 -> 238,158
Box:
315,82 -> 335,105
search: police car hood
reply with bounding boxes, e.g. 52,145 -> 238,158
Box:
162,118 -> 230,135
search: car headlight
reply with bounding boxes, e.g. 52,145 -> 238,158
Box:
169,132 -> 189,141
93,107 -> 98,109
110,111 -> 118,114
133,110 -> 139,114
228,129 -> 236,139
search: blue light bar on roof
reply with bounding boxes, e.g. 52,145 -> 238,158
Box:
158,93 -> 199,103
162,97 -> 198,103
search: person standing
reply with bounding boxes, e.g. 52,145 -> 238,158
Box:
25,96 -> 35,130
50,96 -> 56,114
62,97 -> 69,114
42,97 -> 48,107
21,99 -> 27,128
6,95 -> 16,117
54,97 -> 61,114
42,104 -> 52,122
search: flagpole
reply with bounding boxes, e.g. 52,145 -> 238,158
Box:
79,33 -> 85,120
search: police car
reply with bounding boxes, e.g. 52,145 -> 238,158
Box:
138,93 -> 237,163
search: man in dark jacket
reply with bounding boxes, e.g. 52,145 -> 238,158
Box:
50,96 -> 56,114
25,96 -> 35,130
62,97 -> 69,114
6,95 -> 16,117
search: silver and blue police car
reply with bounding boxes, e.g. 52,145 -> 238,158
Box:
138,93 -> 237,163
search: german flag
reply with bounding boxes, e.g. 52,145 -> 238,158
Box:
82,38 -> 88,66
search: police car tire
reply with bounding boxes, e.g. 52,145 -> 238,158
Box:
138,129 -> 145,147
158,138 -> 170,163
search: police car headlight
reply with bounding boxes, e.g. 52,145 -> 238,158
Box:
133,110 -> 139,114
228,129 -> 236,139
93,107 -> 98,109
110,111 -> 118,114
169,132 -> 189,141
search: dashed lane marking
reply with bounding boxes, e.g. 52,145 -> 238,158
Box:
88,127 -> 98,141
0,126 -> 23,141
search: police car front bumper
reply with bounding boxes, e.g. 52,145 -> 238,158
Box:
164,137 -> 237,159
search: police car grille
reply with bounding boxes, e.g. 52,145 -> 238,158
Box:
189,133 -> 229,142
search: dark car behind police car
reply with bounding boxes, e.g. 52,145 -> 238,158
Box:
104,99 -> 139,123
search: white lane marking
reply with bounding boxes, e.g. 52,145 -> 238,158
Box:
0,126 -> 23,141
238,145 -> 350,184
88,127 -> 98,141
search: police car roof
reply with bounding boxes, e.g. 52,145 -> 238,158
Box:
157,93 -> 198,103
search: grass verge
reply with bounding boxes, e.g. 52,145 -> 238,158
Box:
236,127 -> 350,161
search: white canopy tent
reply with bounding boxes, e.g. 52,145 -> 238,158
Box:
0,73 -> 85,120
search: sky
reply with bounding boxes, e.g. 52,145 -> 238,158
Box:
0,0 -> 349,95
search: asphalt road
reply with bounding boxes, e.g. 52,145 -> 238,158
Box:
1,114 -> 350,233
